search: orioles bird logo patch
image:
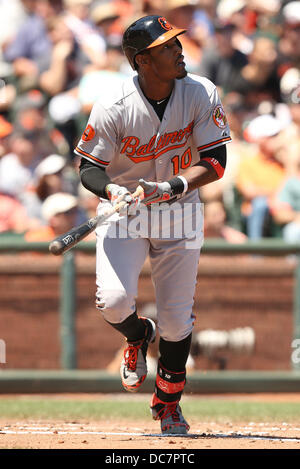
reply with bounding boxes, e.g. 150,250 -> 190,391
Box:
82,124 -> 95,142
158,17 -> 172,30
213,105 -> 227,129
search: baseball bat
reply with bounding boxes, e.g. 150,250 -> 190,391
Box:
49,186 -> 144,256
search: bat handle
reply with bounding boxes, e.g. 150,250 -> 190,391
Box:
131,185 -> 144,199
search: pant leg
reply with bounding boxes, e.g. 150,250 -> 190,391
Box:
246,196 -> 269,239
149,198 -> 203,342
149,237 -> 201,341
95,221 -> 149,324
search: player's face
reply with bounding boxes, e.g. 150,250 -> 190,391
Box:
147,37 -> 187,81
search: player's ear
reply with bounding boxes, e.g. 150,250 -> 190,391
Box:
135,51 -> 151,68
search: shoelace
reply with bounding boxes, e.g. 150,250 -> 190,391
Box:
160,403 -> 180,423
123,323 -> 150,372
123,343 -> 141,371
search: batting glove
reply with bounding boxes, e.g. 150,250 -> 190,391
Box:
106,183 -> 141,216
139,179 -> 179,205
139,177 -> 188,205
106,183 -> 132,205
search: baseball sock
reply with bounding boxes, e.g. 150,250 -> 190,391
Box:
159,333 -> 192,372
106,311 -> 147,342
151,334 -> 192,413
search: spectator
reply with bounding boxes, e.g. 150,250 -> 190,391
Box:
3,0 -> 63,91
237,37 -> 281,107
38,15 -> 79,96
204,200 -> 247,243
62,0 -> 107,68
0,130 -> 38,199
216,0 -> 246,24
197,21 -> 248,95
165,0 -> 202,73
22,153 -> 69,222
25,192 -> 79,240
279,67 -> 300,175
190,0 -> 216,50
0,0 -> 28,104
0,0 -> 28,50
216,0 -> 253,54
270,67 -> 300,242
0,192 -> 32,234
235,114 -> 288,238
39,15 -> 90,150
199,93 -> 256,230
12,89 -> 69,157
237,0 -> 281,39
0,115 -> 13,158
78,43 -> 128,114
90,1 -> 122,47
271,155 -> 300,243
277,1 -> 300,74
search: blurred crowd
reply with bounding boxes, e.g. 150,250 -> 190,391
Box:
0,0 -> 299,243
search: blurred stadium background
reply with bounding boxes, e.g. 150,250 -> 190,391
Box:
0,0 -> 300,394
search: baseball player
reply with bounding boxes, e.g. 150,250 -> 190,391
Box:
76,15 -> 231,434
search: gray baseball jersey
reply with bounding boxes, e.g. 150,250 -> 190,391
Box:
75,72 -> 231,193
76,73 -> 231,340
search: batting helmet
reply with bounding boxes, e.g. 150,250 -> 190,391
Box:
122,15 -> 186,70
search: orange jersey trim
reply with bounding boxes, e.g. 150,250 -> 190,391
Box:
75,146 -> 109,166
197,136 -> 231,152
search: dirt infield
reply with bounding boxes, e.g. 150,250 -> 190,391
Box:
1,393 -> 300,449
1,419 -> 300,449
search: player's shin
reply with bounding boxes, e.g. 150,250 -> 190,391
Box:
151,360 -> 186,410
105,310 -> 147,341
151,360 -> 190,433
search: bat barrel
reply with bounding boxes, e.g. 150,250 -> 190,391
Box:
49,216 -> 99,255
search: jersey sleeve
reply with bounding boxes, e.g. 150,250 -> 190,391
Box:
74,100 -> 118,168
193,84 -> 232,153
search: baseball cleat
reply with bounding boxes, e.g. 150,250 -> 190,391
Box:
120,318 -> 156,392
151,394 -> 190,434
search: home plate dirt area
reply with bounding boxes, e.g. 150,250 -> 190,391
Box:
1,393 -> 300,449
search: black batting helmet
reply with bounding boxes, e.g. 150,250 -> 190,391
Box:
122,15 -> 186,70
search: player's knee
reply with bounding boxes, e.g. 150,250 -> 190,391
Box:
95,289 -> 135,323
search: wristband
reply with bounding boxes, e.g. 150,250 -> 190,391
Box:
168,176 -> 188,196
177,175 -> 188,194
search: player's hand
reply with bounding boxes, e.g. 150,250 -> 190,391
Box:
106,183 -> 132,206
106,183 -> 141,216
138,179 -> 173,205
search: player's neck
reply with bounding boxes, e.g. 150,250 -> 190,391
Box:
137,75 -> 174,102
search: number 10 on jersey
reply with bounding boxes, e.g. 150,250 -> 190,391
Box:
171,147 -> 192,175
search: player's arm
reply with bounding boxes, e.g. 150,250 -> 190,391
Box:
182,144 -> 227,192
80,158 -> 130,204
79,158 -> 136,207
80,157 -> 111,198
140,145 -> 227,205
